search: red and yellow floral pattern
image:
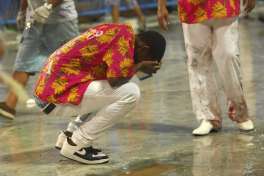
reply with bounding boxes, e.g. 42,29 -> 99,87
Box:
178,0 -> 240,24
34,24 -> 135,105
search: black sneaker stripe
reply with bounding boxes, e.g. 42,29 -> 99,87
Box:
73,151 -> 109,161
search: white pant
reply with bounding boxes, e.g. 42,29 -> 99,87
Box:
52,78 -> 141,146
182,18 -> 249,126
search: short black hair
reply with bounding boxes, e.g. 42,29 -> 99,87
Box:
137,30 -> 166,62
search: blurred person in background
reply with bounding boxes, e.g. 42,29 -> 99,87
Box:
157,0 -> 255,135
0,32 -> 4,61
0,0 -> 79,120
106,0 -> 146,31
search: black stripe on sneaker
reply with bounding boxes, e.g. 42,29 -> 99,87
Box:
73,148 -> 108,161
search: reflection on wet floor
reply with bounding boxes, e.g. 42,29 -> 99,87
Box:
119,133 -> 264,176
0,19 -> 264,176
118,164 -> 176,176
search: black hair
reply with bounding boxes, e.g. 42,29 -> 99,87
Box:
137,30 -> 166,62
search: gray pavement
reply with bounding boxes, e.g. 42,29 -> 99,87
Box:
0,18 -> 264,176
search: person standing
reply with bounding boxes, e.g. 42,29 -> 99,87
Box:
0,0 -> 79,119
157,0 -> 255,135
106,0 -> 146,31
0,32 -> 4,60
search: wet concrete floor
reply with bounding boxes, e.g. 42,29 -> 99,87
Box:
0,18 -> 264,176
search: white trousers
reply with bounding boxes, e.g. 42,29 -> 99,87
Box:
182,18 -> 249,126
52,78 -> 141,146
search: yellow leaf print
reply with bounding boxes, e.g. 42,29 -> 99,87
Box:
78,31 -> 95,42
118,36 -> 129,56
105,28 -> 118,36
120,58 -> 133,70
60,59 -> 81,75
195,7 -> 208,22
126,25 -> 134,35
212,2 -> 227,18
67,87 -> 80,103
96,29 -> 117,44
107,70 -> 116,78
230,0 -> 236,10
81,74 -> 94,82
60,39 -> 77,54
188,0 -> 205,5
178,6 -> 188,23
92,64 -> 107,78
122,69 -> 129,77
51,77 -> 68,94
35,76 -> 45,96
47,95 -> 57,103
103,49 -> 113,66
79,44 -> 99,59
43,57 -> 58,74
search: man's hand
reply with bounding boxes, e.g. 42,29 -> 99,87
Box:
243,0 -> 256,13
137,61 -> 161,75
32,3 -> 53,23
16,11 -> 26,31
157,0 -> 170,30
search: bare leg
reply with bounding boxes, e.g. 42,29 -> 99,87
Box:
111,4 -> 120,23
132,5 -> 145,26
5,71 -> 29,109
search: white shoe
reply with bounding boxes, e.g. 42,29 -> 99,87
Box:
60,137 -> 109,164
26,98 -> 36,108
192,120 -> 214,136
55,131 -> 72,150
238,120 -> 254,131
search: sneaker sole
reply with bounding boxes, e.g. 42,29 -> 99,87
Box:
192,129 -> 219,136
0,109 -> 14,120
239,128 -> 255,132
60,152 -> 109,165
55,138 -> 65,150
60,145 -> 109,164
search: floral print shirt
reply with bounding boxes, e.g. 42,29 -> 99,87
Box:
34,24 -> 135,105
178,0 -> 240,24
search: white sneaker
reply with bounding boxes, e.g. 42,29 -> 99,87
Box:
60,137 -> 109,164
238,120 -> 254,131
192,120 -> 214,136
55,131 -> 73,150
26,98 -> 36,108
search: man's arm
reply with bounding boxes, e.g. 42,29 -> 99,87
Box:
107,60 -> 162,87
20,0 -> 28,12
0,37 -> 4,59
16,0 -> 28,31
157,0 -> 169,30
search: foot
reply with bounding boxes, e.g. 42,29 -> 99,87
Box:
192,120 -> 215,136
60,137 -> 109,164
55,131 -> 73,150
238,120 -> 254,131
0,102 -> 16,120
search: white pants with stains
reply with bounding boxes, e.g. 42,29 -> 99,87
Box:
51,77 -> 141,146
182,17 -> 249,127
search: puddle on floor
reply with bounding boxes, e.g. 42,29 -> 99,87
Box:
118,164 -> 176,176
